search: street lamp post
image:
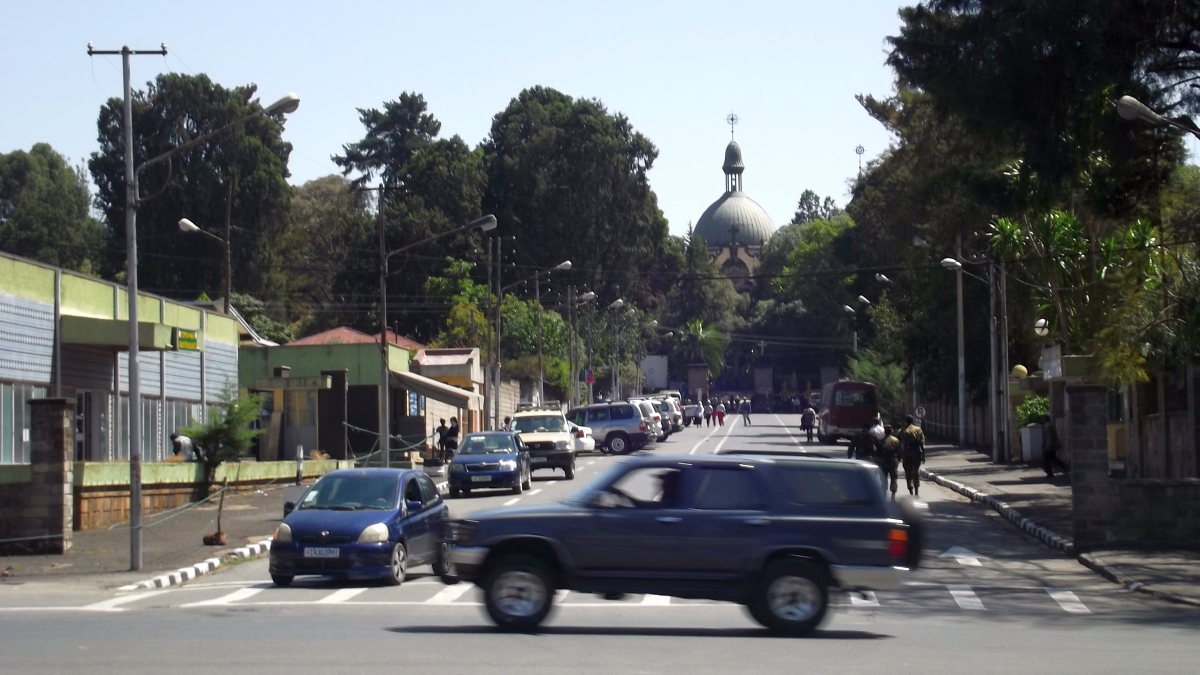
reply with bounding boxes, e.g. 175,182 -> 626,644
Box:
535,261 -> 572,403
566,288 -> 596,408
376,212 -> 497,465
178,217 -> 232,315
1117,95 -> 1200,140
90,42 -> 298,571
608,299 -> 624,397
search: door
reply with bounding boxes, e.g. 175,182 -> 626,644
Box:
672,465 -> 771,578
401,476 -> 433,559
415,474 -> 445,563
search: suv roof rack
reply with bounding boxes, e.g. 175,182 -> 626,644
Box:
516,401 -> 563,412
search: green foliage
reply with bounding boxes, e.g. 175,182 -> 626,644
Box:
229,292 -> 295,344
1016,395 -> 1049,428
89,73 -> 293,303
847,349 -> 905,424
0,144 -> 105,273
778,213 -> 857,335
674,320 -> 728,377
790,189 -> 841,226
665,224 -> 743,333
181,388 -> 264,486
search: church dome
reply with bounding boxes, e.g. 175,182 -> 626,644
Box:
723,140 -> 744,174
694,191 -> 776,247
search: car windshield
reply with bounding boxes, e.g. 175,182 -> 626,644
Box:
298,474 -> 398,511
511,415 -> 566,433
458,434 -> 516,455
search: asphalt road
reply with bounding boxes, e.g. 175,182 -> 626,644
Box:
2,413 -> 1198,674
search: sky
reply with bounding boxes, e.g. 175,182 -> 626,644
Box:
1,0 -> 907,238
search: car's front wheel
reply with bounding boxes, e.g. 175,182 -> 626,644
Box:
748,558 -> 829,636
385,542 -> 408,586
484,554 -> 555,630
521,466 -> 532,491
564,458 -> 575,480
271,573 -> 293,587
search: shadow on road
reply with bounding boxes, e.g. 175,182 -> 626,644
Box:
386,624 -> 893,640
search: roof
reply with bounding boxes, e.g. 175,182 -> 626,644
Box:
393,370 -> 482,410
723,140 -> 745,173
415,348 -> 476,366
190,300 -> 278,346
694,190 -> 776,248
288,326 -> 424,350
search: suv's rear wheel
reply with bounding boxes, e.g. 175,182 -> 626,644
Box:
607,433 -> 631,454
564,457 -> 575,480
484,554 -> 555,630
748,558 -> 828,636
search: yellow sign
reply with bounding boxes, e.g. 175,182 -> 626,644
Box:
175,329 -> 199,351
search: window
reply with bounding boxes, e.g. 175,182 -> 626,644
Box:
602,466 -> 683,508
1,382 -> 49,464
833,388 -> 876,407
612,405 -> 635,420
417,474 -> 438,503
511,415 -> 566,433
691,468 -> 766,510
404,478 -> 423,504
587,407 -> 610,422
775,465 -> 874,507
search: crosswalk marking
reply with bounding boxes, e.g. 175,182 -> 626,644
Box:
948,585 -> 986,610
83,590 -> 168,611
503,498 -> 520,506
850,591 -> 880,607
181,586 -> 264,607
641,594 -> 672,605
528,489 -> 542,496
317,588 -> 368,604
1047,588 -> 1091,614
425,584 -> 474,605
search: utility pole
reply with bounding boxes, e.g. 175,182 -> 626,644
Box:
535,273 -> 545,404
222,173 -> 236,315
485,237 -> 493,429
87,42 -> 167,573
956,231 -> 967,448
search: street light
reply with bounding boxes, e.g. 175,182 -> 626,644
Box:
567,288 -> 596,407
1034,318 -> 1050,337
122,90 -> 300,571
178,218 -> 234,315
536,260 -> 572,403
608,299 -> 625,398
1117,95 -> 1200,139
875,273 -> 892,284
377,213 -> 497,466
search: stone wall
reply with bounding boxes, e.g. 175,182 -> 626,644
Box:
0,399 -> 73,554
1071,384 -> 1200,550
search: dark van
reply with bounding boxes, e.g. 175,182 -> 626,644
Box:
817,381 -> 878,443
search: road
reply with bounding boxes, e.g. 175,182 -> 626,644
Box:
2,413 -> 1198,674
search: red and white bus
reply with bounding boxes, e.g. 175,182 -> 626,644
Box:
817,380 -> 878,444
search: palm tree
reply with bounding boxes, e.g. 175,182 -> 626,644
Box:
676,319 -> 728,377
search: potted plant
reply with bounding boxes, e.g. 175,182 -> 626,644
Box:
1016,395 -> 1048,463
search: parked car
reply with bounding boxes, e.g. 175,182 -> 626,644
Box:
448,431 -> 532,497
630,398 -> 666,442
510,407 -> 577,479
443,453 -> 925,634
566,402 -> 653,454
567,421 -> 596,454
818,380 -> 878,444
270,468 -> 449,587
658,397 -> 684,433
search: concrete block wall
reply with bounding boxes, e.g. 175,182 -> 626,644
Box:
0,399 -> 74,554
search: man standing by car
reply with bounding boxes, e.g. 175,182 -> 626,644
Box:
899,415 -> 926,497
435,419 -> 450,460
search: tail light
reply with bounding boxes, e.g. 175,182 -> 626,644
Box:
640,421 -> 647,431
575,429 -> 584,438
888,527 -> 908,559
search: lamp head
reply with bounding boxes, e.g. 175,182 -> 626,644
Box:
912,235 -> 929,248
856,295 -> 871,306
625,309 -> 637,318
842,305 -> 855,315
875,273 -> 891,284
264,93 -> 301,116
1117,95 -> 1163,125
469,214 -> 498,232
1034,318 -> 1050,337
553,260 -> 572,271
178,218 -> 200,233
578,291 -> 596,302
940,257 -> 963,271
608,299 -> 624,310
647,320 -> 658,327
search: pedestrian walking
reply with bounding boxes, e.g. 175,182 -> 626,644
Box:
899,415 -> 926,497
849,423 -> 877,460
703,400 -> 713,427
715,401 -> 726,426
878,425 -> 901,499
435,418 -> 449,460
1041,414 -> 1069,478
739,398 -> 752,425
502,416 -> 512,431
444,417 -> 460,461
691,402 -> 702,426
800,405 -> 817,443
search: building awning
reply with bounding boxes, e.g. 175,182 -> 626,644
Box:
60,316 -> 193,352
393,370 -> 481,410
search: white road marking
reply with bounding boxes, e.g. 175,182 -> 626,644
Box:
641,594 -> 672,605
425,584 -> 474,605
83,590 -> 168,611
710,417 -> 740,454
503,498 -> 521,506
584,461 -> 595,466
940,546 -> 983,566
317,588 -> 368,604
546,481 -> 557,486
948,585 -> 985,610
688,418 -> 726,454
181,586 -> 264,607
773,414 -> 800,445
849,591 -> 880,607
1047,589 -> 1091,614
527,489 -> 542,496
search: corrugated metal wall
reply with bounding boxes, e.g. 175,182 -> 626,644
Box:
0,294 -> 53,385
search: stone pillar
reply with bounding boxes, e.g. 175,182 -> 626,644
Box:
1068,385 -> 1116,551
29,398 -> 75,554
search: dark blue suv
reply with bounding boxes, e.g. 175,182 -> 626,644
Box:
448,431 -> 532,498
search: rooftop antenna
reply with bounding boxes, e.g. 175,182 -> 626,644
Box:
727,112 -> 738,139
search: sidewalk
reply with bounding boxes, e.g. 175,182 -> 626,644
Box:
920,442 -> 1200,608
0,483 -> 289,590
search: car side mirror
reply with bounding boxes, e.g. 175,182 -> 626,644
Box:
283,501 -> 295,517
406,500 -> 423,513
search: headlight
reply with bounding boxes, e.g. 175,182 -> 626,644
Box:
274,523 -> 292,543
357,523 -> 390,544
498,460 -> 518,470
555,440 -> 570,450
450,463 -> 466,473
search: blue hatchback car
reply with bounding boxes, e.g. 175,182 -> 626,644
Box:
269,468 -> 449,587
448,431 -> 531,498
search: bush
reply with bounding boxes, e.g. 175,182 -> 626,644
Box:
1016,395 -> 1049,427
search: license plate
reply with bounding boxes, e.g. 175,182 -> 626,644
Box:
471,475 -> 491,482
303,547 -> 339,558
532,457 -> 548,463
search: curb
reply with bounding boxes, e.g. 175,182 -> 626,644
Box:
117,539 -> 273,592
1078,553 -> 1200,608
920,468 -> 1075,555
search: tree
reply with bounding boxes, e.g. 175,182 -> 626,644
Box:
481,86 -> 670,305
181,387 -> 264,490
665,224 -> 742,333
334,92 -> 487,340
0,144 -> 105,273
790,189 -> 841,226
674,319 -> 729,378
89,73 -> 293,302
848,348 -> 906,424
